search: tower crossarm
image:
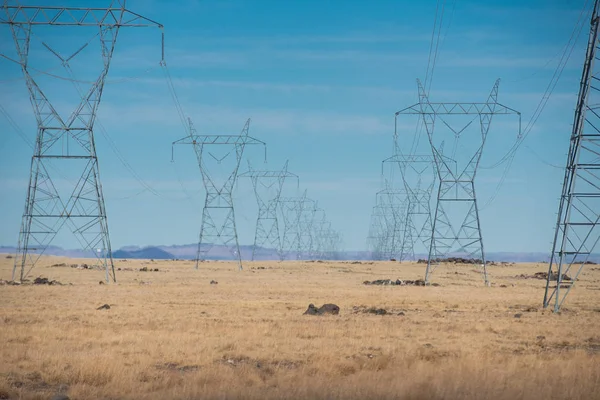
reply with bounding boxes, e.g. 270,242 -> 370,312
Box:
0,4 -> 163,28
173,135 -> 266,146
395,102 -> 520,116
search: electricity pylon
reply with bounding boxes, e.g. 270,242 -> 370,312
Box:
172,118 -> 265,270
238,161 -> 298,260
367,200 -> 388,260
544,0 -> 600,312
367,185 -> 410,260
1,2 -> 163,282
382,154 -> 436,261
279,191 -> 316,260
396,79 -> 521,284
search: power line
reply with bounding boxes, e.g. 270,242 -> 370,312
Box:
480,0 -> 591,210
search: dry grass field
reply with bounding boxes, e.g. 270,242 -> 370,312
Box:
1,255 -> 600,400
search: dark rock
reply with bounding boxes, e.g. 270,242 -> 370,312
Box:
51,394 -> 70,400
500,284 -> 507,288
5,255 -> 13,259
98,281 -> 104,285
397,311 -> 406,316
303,303 -> 340,315
514,313 -> 522,318
97,304 -> 110,310
367,308 -> 387,315
154,268 -> 159,272
210,280 -> 218,285
303,303 -> 319,315
33,277 -> 62,285
139,266 -> 148,272
318,303 -> 340,315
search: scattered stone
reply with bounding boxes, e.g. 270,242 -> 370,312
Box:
516,271 -> 572,281
33,277 -> 62,285
154,268 -> 159,272
397,311 -> 406,316
98,281 -> 104,285
51,394 -> 70,400
500,284 -> 507,288
389,258 -> 397,262
96,304 -> 110,310
368,308 -> 387,315
537,335 -> 546,341
5,255 -> 13,259
363,278 -> 432,287
303,303 -> 340,315
50,263 -> 67,267
140,266 -> 148,272
514,313 -> 522,319
417,257 -> 483,264
210,280 -> 218,285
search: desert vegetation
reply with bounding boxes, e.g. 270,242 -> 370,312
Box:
1,256 -> 600,399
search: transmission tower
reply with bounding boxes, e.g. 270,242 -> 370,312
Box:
172,118 -> 266,270
544,1 -> 600,312
382,154 -> 436,261
367,200 -> 388,260
366,185 -> 410,261
279,191 -> 317,260
238,161 -> 298,260
396,79 -> 521,284
1,2 -> 163,282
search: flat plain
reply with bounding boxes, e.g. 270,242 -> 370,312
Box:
1,255 -> 600,400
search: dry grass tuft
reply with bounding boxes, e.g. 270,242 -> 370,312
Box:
1,256 -> 600,399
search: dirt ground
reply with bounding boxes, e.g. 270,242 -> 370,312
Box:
1,255 -> 600,400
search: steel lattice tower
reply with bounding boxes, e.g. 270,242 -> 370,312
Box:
279,191 -> 316,260
172,118 -> 265,270
1,2 -> 162,282
367,185 -> 410,261
382,154 -> 437,261
397,79 -> 521,284
544,0 -> 600,312
238,161 -> 298,260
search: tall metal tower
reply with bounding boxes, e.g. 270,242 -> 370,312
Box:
279,191 -> 316,260
366,185 -> 410,261
544,1 -> 600,312
1,2 -> 163,282
396,79 -> 521,284
382,154 -> 436,261
238,161 -> 298,260
172,118 -> 265,270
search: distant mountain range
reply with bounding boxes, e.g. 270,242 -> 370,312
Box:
2,244 -> 599,263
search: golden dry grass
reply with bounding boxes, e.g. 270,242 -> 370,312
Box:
1,255 -> 600,400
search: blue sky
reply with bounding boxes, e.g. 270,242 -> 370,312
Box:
0,0 -> 591,253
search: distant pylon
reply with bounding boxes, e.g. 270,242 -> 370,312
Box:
367,184 -> 410,261
544,0 -> 600,312
1,2 -> 163,282
279,191 -> 316,260
172,118 -> 266,270
396,79 -> 521,284
382,154 -> 436,261
239,161 -> 298,260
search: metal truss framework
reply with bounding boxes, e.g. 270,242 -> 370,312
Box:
396,79 -> 521,284
238,161 -> 298,261
1,2 -> 162,282
382,154 -> 436,261
544,1 -> 600,312
172,118 -> 266,270
366,186 -> 410,261
278,191 -> 317,260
